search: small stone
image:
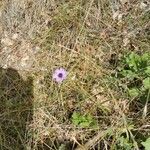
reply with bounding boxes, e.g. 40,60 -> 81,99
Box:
2,64 -> 8,69
12,33 -> 19,40
1,38 -> 14,46
21,55 -> 30,67
112,11 -> 119,20
123,37 -> 130,46
140,2 -> 147,10
120,0 -> 128,5
32,46 -> 40,53
118,14 -> 123,22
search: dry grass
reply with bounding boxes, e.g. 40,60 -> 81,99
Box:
0,0 -> 150,150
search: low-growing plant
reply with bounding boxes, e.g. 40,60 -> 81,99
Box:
115,136 -> 133,150
71,112 -> 97,128
116,52 -> 150,101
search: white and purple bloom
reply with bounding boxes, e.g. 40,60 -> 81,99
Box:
52,68 -> 67,83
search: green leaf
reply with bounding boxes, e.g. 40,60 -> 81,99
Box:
128,88 -> 139,97
145,66 -> 150,75
80,121 -> 91,128
72,112 -> 79,119
126,53 -> 141,72
142,53 -> 149,62
141,137 -> 150,150
121,70 -> 137,79
71,112 -> 97,128
120,137 -> 133,150
143,77 -> 150,89
72,112 -> 81,125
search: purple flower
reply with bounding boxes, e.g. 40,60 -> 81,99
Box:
52,68 -> 67,83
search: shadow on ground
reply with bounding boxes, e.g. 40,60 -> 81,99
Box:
0,67 -> 33,150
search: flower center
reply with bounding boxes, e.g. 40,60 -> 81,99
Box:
58,73 -> 63,78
